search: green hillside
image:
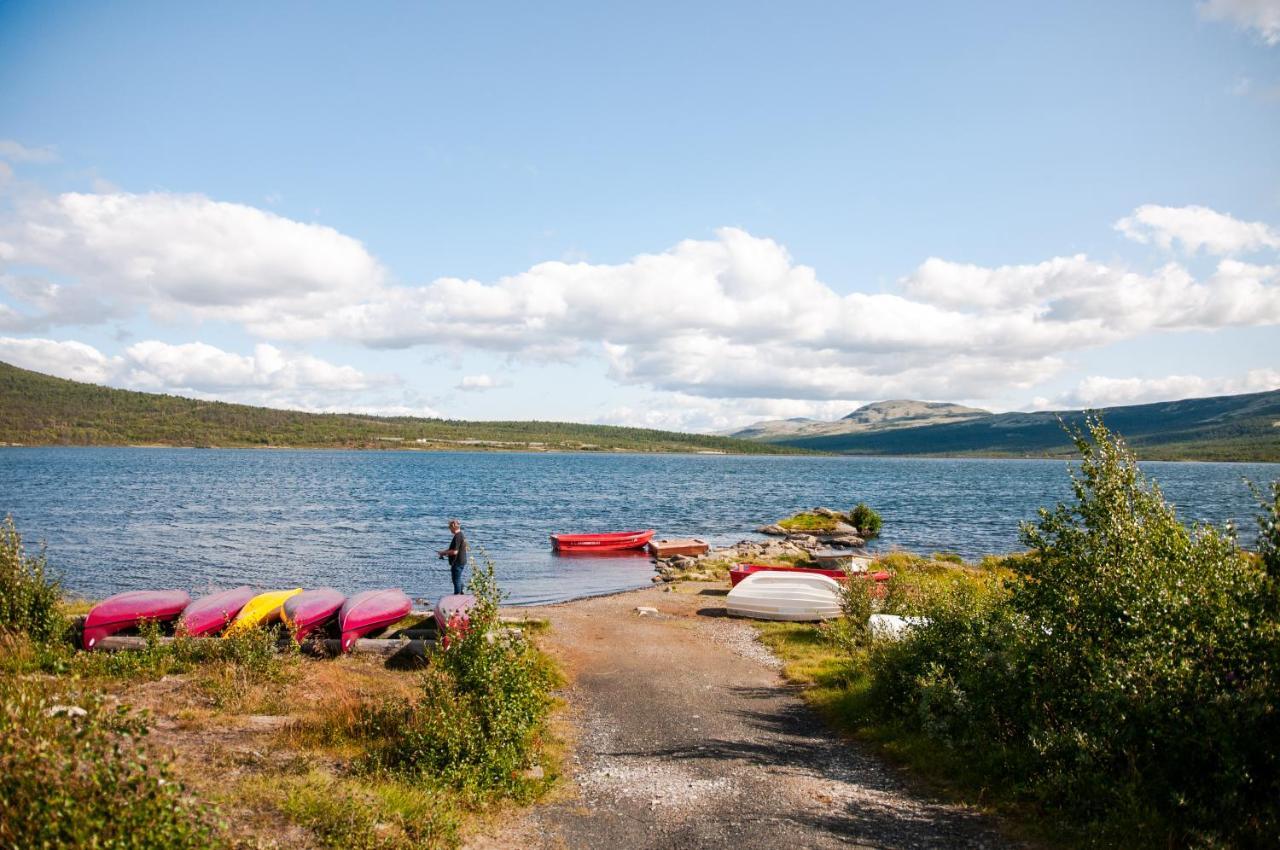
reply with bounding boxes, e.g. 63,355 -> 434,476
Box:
771,390 -> 1280,461
0,361 -> 802,454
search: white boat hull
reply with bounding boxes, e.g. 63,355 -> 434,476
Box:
725,572 -> 842,622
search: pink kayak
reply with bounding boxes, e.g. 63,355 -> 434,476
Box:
177,586 -> 255,637
82,589 -> 191,650
338,589 -> 412,652
282,588 -> 346,643
434,593 -> 477,634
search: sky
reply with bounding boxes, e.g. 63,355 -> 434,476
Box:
0,0 -> 1278,432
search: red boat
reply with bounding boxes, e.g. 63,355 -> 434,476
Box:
337,589 -> 412,652
728,563 -> 893,587
82,589 -> 191,650
177,586 -> 255,637
434,593 -> 477,635
283,588 -> 346,643
551,529 -> 655,552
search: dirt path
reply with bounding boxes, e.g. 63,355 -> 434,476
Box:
475,585 -> 1015,850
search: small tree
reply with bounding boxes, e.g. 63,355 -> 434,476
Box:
0,516 -> 63,644
848,503 -> 882,538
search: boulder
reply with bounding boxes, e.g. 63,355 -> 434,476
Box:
813,507 -> 842,518
826,534 -> 866,548
832,521 -> 858,534
757,524 -> 787,536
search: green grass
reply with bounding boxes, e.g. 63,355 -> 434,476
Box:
777,511 -> 840,532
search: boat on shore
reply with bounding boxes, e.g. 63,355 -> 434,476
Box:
551,529 -> 655,552
177,586 -> 255,637
725,572 -> 842,622
338,589 -> 412,652
282,587 -> 346,643
647,538 -> 710,558
82,589 -> 192,650
728,562 -> 892,587
434,593 -> 477,634
224,589 -> 301,638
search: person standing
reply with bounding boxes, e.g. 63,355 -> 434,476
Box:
437,519 -> 469,595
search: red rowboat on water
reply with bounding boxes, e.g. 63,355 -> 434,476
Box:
728,563 -> 893,587
82,589 -> 192,650
338,589 -> 412,652
551,529 -> 655,552
177,586 -> 255,637
283,588 -> 346,643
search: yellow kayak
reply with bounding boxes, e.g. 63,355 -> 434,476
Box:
223,589 -> 301,637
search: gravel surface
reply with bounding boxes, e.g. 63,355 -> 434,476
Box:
468,585 -> 1018,850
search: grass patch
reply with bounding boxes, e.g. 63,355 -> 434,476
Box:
777,511 -> 841,532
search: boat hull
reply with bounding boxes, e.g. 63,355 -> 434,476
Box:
647,538 -> 710,558
177,586 -> 255,637
282,588 -> 346,643
82,590 -> 191,650
728,563 -> 891,587
551,529 -> 655,552
434,593 -> 477,634
725,572 -> 843,622
338,589 -> 412,652
223,589 -> 302,638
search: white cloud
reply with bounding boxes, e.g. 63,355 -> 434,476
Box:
455,374 -> 507,392
1048,368 -> 1280,408
1115,204 -> 1280,255
0,162 -> 12,188
0,140 -> 57,164
0,337 -> 441,417
596,394 -> 868,433
1200,0 -> 1280,45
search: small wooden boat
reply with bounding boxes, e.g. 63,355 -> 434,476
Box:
728,563 -> 891,586
338,589 -> 412,652
282,588 -> 346,643
551,529 -> 655,552
725,572 -> 842,622
223,589 -> 301,638
813,551 -> 872,571
82,589 -> 191,650
434,593 -> 477,634
647,538 -> 710,558
177,586 -> 255,637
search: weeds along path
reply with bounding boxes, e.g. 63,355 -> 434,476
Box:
476,585 -> 1015,850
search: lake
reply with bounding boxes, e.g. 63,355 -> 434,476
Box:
1,448 -> 1276,605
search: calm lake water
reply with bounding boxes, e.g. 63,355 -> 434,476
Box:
1,448 -> 1276,605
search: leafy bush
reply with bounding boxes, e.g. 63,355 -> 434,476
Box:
848,503 -> 882,537
360,561 -> 558,797
0,515 -> 64,643
0,678 -> 215,848
869,418 -> 1280,845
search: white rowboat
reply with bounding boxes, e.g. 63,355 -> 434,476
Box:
724,572 -> 842,622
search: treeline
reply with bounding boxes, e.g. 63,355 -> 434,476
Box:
0,361 -> 800,454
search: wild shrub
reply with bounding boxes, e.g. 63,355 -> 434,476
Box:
869,418 -> 1280,845
0,678 -> 215,848
0,515 -> 64,643
848,502 -> 882,537
362,560 -> 558,796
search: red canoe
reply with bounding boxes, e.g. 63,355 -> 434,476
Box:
551,529 -> 655,552
283,588 -> 346,643
82,589 -> 191,650
434,593 -> 477,634
728,563 -> 893,587
177,586 -> 255,637
338,589 -> 412,652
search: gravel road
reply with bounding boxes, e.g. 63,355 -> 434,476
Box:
470,585 -> 1017,850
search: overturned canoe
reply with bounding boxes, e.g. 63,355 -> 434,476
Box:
223,588 -> 301,638
725,572 -> 842,622
551,529 -> 655,552
647,538 -> 710,558
434,593 -> 477,634
177,586 -> 255,637
728,563 -> 892,587
338,589 -> 412,652
282,587 -> 346,643
82,589 -> 191,650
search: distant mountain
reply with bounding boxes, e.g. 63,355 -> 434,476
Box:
728,400 -> 990,440
0,361 -> 803,455
751,391 -> 1280,462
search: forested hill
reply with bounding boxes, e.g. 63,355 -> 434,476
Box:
0,361 -> 801,454
769,390 -> 1280,462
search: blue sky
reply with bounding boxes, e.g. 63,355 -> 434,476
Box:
1,0 -> 1277,430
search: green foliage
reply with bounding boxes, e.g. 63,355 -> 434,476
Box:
278,771 -> 459,850
868,418 -> 1280,845
0,515 -> 64,643
0,678 -> 215,849
777,511 -> 839,532
358,560 -> 558,798
848,502 -> 882,537
0,359 -> 802,454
